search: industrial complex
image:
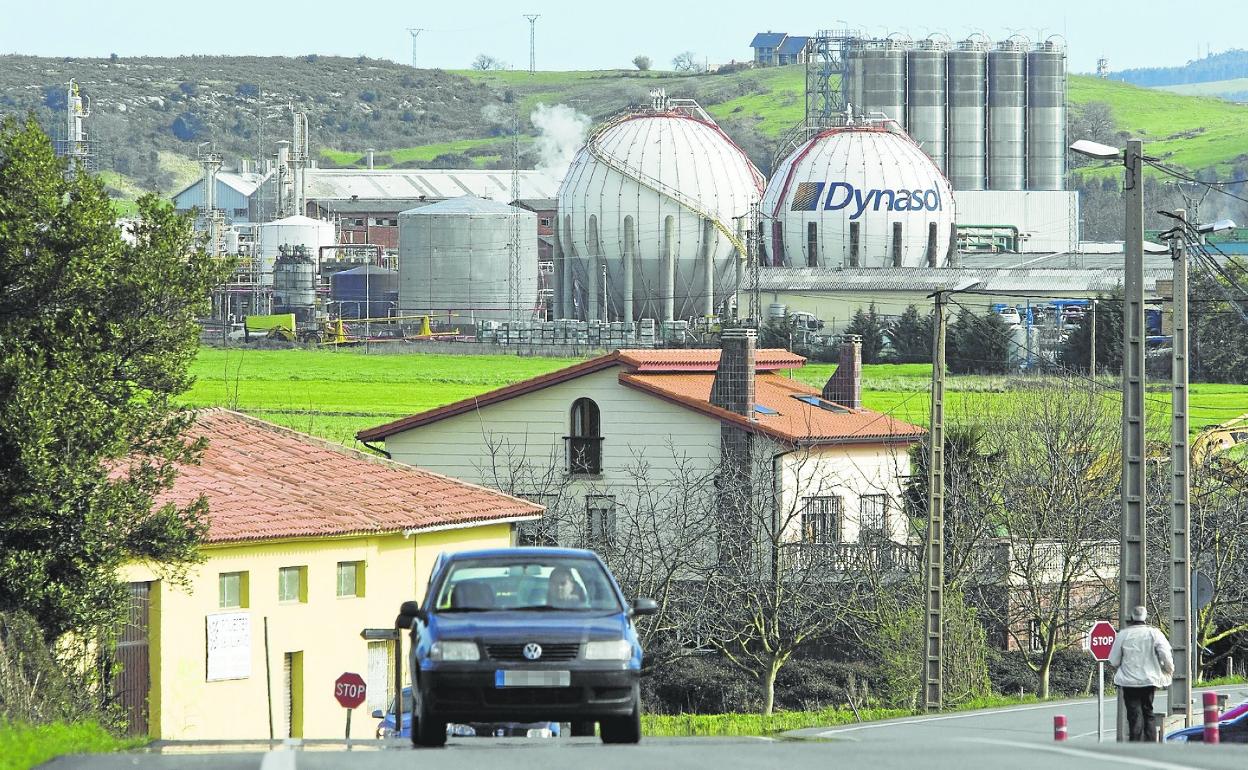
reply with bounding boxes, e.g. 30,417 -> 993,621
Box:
102,30 -> 1151,361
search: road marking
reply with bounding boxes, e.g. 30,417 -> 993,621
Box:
260,746 -> 297,770
1069,728 -> 1111,740
815,701 -> 1089,737
961,737 -> 1204,770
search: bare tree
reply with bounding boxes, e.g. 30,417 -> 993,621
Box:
671,51 -> 706,74
471,54 -> 507,71
632,55 -> 652,72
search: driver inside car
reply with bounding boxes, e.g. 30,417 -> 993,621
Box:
546,567 -> 588,609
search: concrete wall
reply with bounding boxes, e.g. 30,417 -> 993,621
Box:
120,522 -> 513,740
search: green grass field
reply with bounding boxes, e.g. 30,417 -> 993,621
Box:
0,721 -> 141,770
185,348 -> 1248,445
1158,78 -> 1248,98
319,137 -> 515,169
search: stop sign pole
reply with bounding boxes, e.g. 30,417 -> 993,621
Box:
1088,621 -> 1117,743
335,672 -> 367,741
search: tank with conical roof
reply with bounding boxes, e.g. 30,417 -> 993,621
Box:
555,92 -> 763,322
398,195 -> 538,324
761,123 -> 956,269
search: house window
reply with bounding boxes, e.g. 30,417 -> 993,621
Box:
539,217 -> 552,227
565,397 -> 602,474
219,571 -> 249,608
859,495 -> 889,540
353,218 -> 365,227
337,561 -> 365,598
586,496 -> 617,547
801,496 -> 842,544
1029,619 -> 1044,652
233,207 -> 249,218
278,566 -> 307,603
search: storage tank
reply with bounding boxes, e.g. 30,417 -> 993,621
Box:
987,39 -> 1027,191
272,246 -> 316,322
331,265 -> 399,319
850,39 -> 907,127
256,214 -> 335,286
1026,38 -> 1067,191
398,196 -> 538,324
946,38 -> 988,190
762,124 -> 956,269
905,39 -> 948,173
556,98 -> 763,321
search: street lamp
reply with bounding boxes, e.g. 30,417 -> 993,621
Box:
1070,136 -> 1147,742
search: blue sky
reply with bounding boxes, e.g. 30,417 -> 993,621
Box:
0,0 -> 1240,75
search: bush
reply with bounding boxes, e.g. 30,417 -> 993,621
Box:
169,111 -> 205,141
633,55 -> 652,71
0,612 -> 108,726
987,648 -> 1099,698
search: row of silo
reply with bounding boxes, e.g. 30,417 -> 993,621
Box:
845,36 -> 1066,191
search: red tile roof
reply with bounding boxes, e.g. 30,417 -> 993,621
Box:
163,410 -> 541,544
619,373 -> 925,445
356,347 -> 923,446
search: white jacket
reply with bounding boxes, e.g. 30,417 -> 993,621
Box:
1108,623 -> 1174,688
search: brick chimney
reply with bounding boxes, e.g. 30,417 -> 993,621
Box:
710,328 -> 756,417
823,334 -> 862,409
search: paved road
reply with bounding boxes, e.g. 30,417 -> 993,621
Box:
44,686 -> 1248,770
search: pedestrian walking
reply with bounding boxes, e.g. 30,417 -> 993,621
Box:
1108,605 -> 1175,742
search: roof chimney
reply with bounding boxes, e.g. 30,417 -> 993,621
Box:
823,334 -> 862,409
710,328 -> 756,417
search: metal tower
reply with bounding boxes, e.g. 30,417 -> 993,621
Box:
524,15 -> 540,74
58,79 -> 97,174
197,143 -> 225,257
407,28 -> 423,68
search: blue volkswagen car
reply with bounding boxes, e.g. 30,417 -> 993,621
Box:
396,547 -> 656,747
372,686 -> 558,739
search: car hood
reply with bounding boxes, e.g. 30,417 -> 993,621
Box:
430,611 -> 628,642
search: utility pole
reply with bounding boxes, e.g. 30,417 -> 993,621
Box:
407,28 -> 423,68
1168,209 -> 1193,726
1119,138 -> 1148,741
1090,299 -> 1098,376
923,290 -> 947,713
524,14 -> 540,74
602,263 -> 609,322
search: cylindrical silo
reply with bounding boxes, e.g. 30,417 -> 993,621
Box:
256,214 -> 335,286
330,265 -> 399,319
906,39 -> 947,172
272,246 -> 316,322
1026,39 -> 1067,191
987,39 -> 1027,191
946,38 -> 988,190
398,196 -> 539,324
557,103 -> 763,322
761,124 -> 956,269
858,40 -> 907,127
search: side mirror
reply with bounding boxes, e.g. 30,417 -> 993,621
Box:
396,600 -> 425,629
631,597 -> 658,616
371,709 -> 383,719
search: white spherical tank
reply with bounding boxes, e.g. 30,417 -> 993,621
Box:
556,108 -> 763,321
398,196 -> 538,324
256,215 -> 336,285
762,125 -> 956,268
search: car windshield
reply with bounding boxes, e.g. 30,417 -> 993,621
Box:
433,556 -> 621,613
388,689 -> 413,716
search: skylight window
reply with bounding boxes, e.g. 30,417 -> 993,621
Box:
754,404 -> 779,415
792,394 -> 850,413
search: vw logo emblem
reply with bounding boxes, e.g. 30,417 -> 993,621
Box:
522,643 -> 543,660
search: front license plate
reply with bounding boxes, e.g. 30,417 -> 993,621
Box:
495,670 -> 571,688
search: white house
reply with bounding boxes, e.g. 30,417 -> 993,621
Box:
358,331 -> 924,555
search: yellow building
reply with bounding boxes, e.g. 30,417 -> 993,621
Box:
119,410 -> 542,740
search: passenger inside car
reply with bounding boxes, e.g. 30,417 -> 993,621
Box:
546,567 -> 588,609
450,580 -> 495,610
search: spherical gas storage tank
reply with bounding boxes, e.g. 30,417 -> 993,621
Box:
256,215 -> 336,286
398,196 -> 538,324
761,124 -> 956,269
556,105 -> 763,322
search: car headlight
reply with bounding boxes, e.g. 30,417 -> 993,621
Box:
584,639 -> 632,660
429,640 -> 480,661
377,725 -> 395,739
526,727 -> 553,738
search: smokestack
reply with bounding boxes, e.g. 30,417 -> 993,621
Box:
711,328 -> 756,417
823,334 -> 862,409
366,148 -> 375,170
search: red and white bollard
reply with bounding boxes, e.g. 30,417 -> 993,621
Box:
1054,714 -> 1068,742
1203,691 -> 1221,744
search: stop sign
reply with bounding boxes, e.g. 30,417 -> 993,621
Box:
334,672 -> 367,709
1088,621 -> 1116,662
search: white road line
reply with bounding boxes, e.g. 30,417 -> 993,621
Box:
816,701 -> 1082,736
960,737 -> 1204,770
260,746 -> 297,770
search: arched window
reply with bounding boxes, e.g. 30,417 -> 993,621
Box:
566,398 -> 602,475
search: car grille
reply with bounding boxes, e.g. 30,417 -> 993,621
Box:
485,643 -> 580,662
483,688 -> 583,706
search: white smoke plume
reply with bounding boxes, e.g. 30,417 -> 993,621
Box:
530,103 -> 591,189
